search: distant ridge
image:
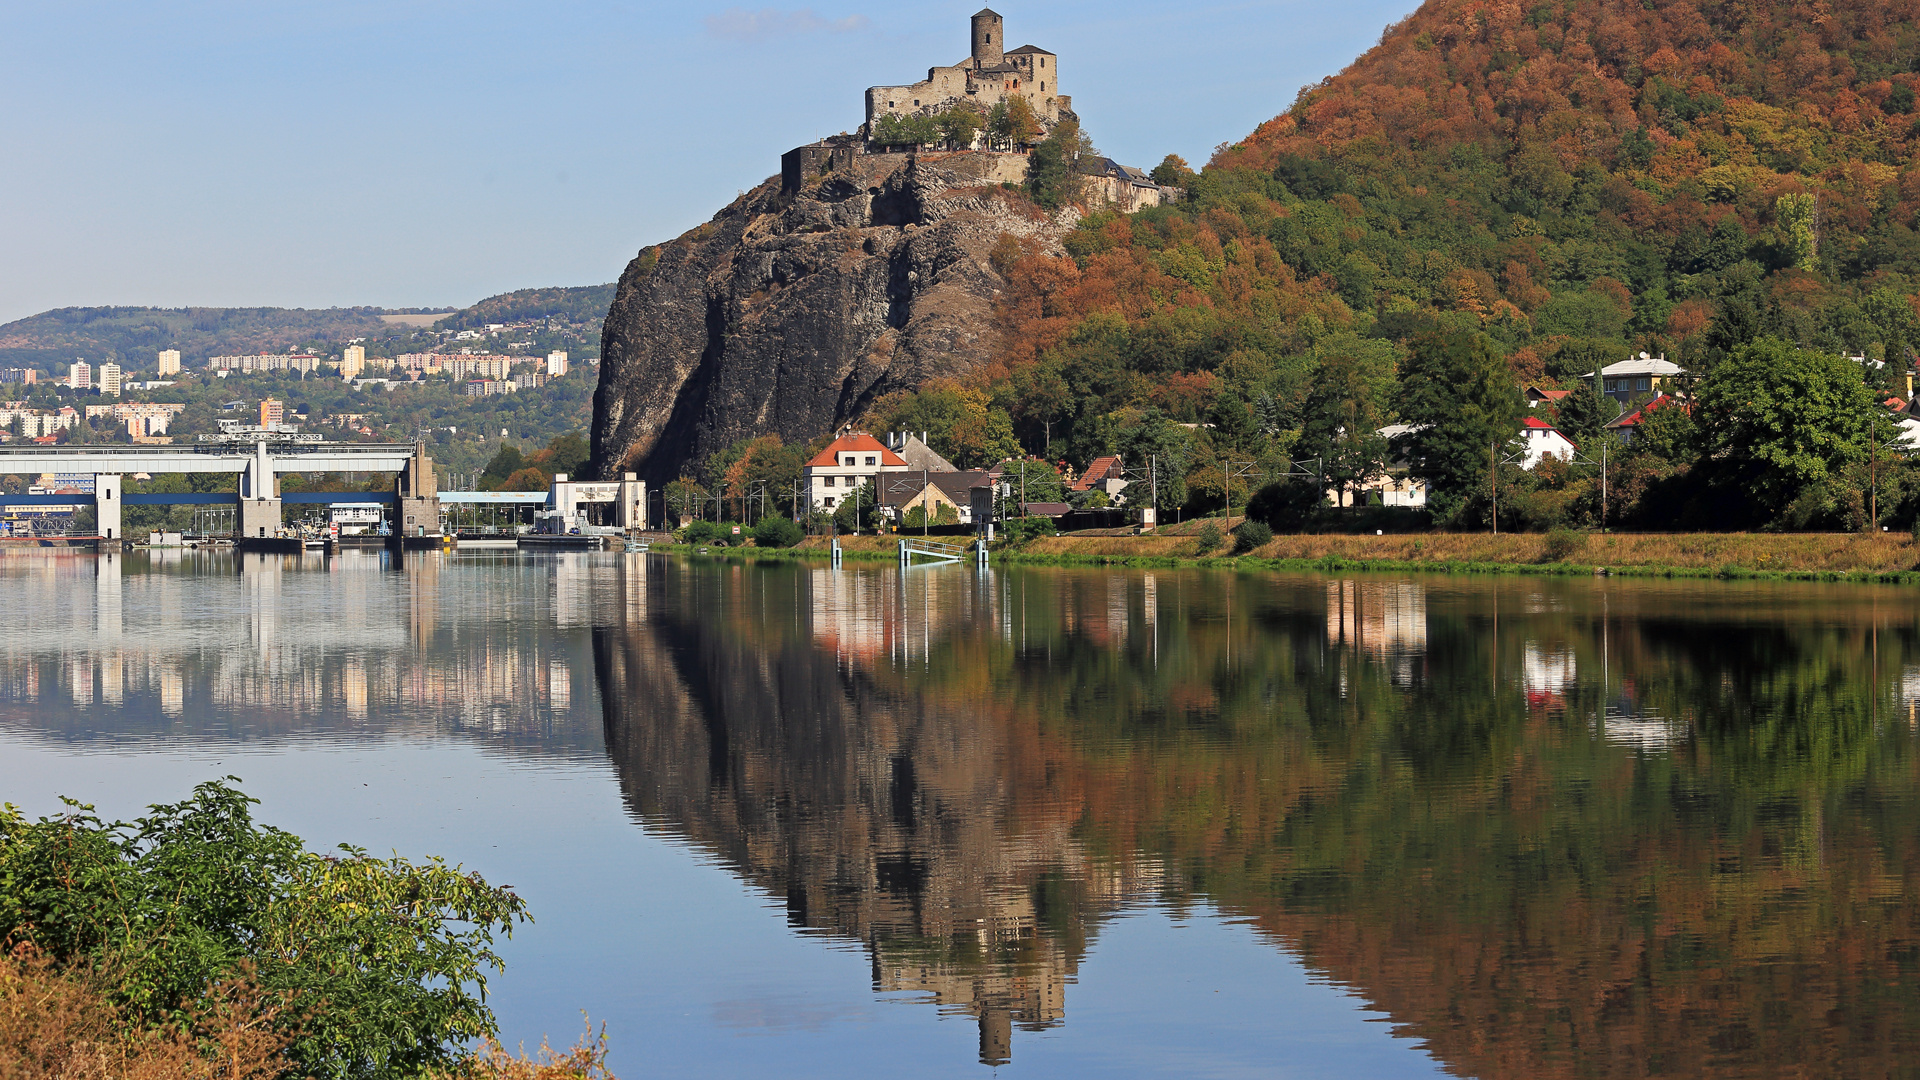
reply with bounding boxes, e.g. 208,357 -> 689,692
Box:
0,282 -> 615,369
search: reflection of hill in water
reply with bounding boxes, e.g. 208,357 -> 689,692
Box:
0,550 -> 606,755
596,563 -> 1161,1064
598,563 -> 1920,1076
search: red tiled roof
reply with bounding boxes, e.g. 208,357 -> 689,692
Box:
1522,416 -> 1556,429
1607,393 -> 1684,428
806,433 -> 908,469
1070,455 -> 1124,491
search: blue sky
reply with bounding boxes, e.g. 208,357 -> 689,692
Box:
1,0 -> 1418,324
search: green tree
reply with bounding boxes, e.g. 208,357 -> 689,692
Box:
479,444 -> 525,490
1295,352 -> 1389,505
937,108 -> 982,150
1027,116 -> 1097,209
1149,154 -> 1195,188
0,780 -> 528,1079
1113,410 -> 1192,513
1396,328 -> 1526,519
1553,378 -> 1614,445
987,95 -> 1040,149
1694,338 -> 1876,519
1774,192 -> 1818,270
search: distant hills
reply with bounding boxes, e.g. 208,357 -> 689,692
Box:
0,283 -> 617,370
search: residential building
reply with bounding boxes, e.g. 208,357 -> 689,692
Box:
1069,456 -> 1129,500
885,431 -> 957,472
98,362 -> 123,396
0,369 -> 36,385
1604,394 -> 1686,445
804,432 -> 909,510
878,470 -> 993,524
68,361 -> 91,390
1329,423 -> 1429,508
260,398 -> 285,427
209,354 -> 321,374
1519,416 -> 1578,467
514,371 -> 549,391
547,350 -> 569,377
464,380 -> 516,397
1524,385 -> 1570,409
86,402 -> 186,438
156,349 -> 182,376
1582,354 -> 1689,405
340,345 -> 365,381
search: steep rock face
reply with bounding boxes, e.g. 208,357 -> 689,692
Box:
590,154 -> 1069,483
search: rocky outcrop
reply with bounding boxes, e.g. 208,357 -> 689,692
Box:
590,152 -> 1071,483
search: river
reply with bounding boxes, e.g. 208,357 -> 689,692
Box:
1,548 -> 1915,1078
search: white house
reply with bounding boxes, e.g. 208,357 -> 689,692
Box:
805,432 -> 910,511
1519,416 -> 1578,467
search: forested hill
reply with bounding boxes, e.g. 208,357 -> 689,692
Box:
884,0 -> 1920,532
0,283 -> 615,370
439,284 -> 615,333
1210,0 -> 1920,369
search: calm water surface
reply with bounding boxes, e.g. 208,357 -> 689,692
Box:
1,549 -> 1917,1078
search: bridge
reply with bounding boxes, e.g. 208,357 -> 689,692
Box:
0,432 -> 645,544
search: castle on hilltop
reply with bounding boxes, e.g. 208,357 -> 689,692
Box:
864,9 -> 1069,135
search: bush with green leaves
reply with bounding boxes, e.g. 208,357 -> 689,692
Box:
1001,515 -> 1058,546
1232,520 -> 1273,554
1194,520 -> 1223,554
0,779 -> 528,1080
752,517 -> 803,548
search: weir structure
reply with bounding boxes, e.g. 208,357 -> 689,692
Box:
0,428 -> 647,549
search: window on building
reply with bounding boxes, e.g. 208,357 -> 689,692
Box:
913,100 -> 919,106
823,476 -> 835,487
1635,377 -> 1651,391
845,456 -> 856,466
865,456 -> 876,466
824,497 -> 835,507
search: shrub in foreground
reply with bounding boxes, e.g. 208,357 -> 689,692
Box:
0,779 -> 529,1079
1232,520 -> 1273,554
752,517 -> 803,548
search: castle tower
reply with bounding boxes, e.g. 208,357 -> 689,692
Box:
971,8 -> 1003,68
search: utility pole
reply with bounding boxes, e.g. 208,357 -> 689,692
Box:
1490,439 -> 1498,536
1871,409 -> 1880,528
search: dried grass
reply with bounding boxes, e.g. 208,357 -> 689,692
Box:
0,945 -> 292,1080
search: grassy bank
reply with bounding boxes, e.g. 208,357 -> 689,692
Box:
1008,528 -> 1920,582
657,528 -> 1920,582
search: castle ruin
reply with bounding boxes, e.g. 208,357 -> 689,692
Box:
864,9 -> 1069,136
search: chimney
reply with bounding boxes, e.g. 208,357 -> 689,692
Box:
1907,370 -> 1913,403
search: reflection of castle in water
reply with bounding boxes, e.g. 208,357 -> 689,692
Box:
0,550 -> 599,745
595,561 -> 1162,1065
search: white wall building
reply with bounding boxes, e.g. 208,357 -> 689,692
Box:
156,349 -> 181,376
1519,416 -> 1578,467
68,361 -> 90,390
804,432 -> 910,511
546,351 -> 569,377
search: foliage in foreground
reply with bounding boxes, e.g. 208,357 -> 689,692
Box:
0,780 -> 530,1079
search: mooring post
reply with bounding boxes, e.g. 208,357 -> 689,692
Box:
898,539 -> 908,567
831,536 -> 842,567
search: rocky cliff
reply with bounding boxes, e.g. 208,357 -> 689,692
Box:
590,152 -> 1070,483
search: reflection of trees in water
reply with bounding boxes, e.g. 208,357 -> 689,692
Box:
597,564 -> 1920,1077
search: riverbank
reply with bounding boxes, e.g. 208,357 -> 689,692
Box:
670,529 -> 1920,582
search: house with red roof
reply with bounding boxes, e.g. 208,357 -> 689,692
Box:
1069,455 -> 1128,500
1519,415 -> 1577,467
1604,393 -> 1685,444
804,432 -> 909,512
1524,385 -> 1571,410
